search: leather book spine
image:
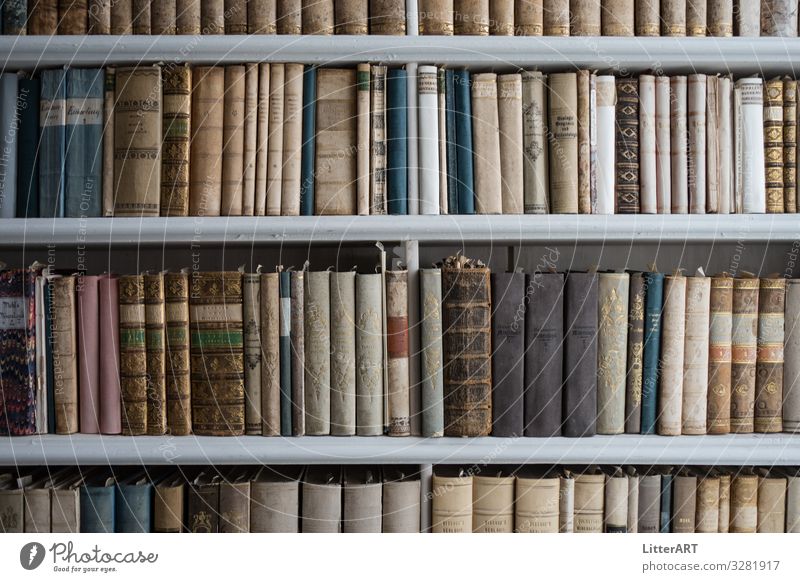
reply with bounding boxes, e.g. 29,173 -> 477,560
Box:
243,272 -> 262,435
385,270 -> 411,436
604,473 -> 629,533
119,275 -> 147,436
543,0 -> 568,34
3,0 -> 29,35
454,69 -> 474,214
290,270 -> 305,435
785,279 -> 800,432
302,0 -> 333,33
201,0 -> 224,33
260,272 -> 280,436
498,74 -> 523,213
563,272 -> 598,437
615,77 -> 640,213
595,75 -> 616,214
335,0 -> 367,33
597,273 -> 629,435
354,64 -> 371,215
161,65 -> 191,217
223,0 -> 247,33
152,0 -> 177,33
281,63 -> 303,216
251,479 -> 300,532
639,75 -> 657,213
164,272 -> 191,436
718,473 -> 731,532
570,0 -> 600,35
420,268 -> 444,437
762,0 -> 798,36
111,0 -> 133,35
249,0 -> 277,32
559,475 -> 575,532
682,275 -> 711,435
755,277 -> 785,433
601,0 -> 633,35
39,69 -> 66,218
661,0 -> 686,35
515,0 -> 543,35
734,78 -> 766,213
80,485 -> 114,532
265,63 -> 284,216
576,69 -> 591,214
98,274 -> 122,435
635,0 -> 659,35
277,0 -> 302,32
784,78 -> 797,212
757,474 -> 787,532
419,0 -> 454,34
77,276 -> 100,434
655,76 -> 671,213
304,271 -> 331,435
708,0 -> 733,36
671,75 -> 689,213
637,474 -> 661,533
574,473 -> 604,533
431,474 -> 472,533
220,481 -> 250,533
102,68 -> 115,216
695,476 -> 720,532
189,272 -> 245,436
300,64 -> 315,216
472,475 -> 514,533
730,474 -> 758,532
672,475 -> 698,533
490,272 -> 525,437
454,0 -> 489,34
471,73 -> 502,214
357,274 -> 384,435
490,0 -> 514,34
331,271 -> 356,435
442,260 -> 492,437
625,272 -> 644,434
524,271 -> 564,437
187,482 -> 219,533
189,67 -> 224,217
370,0 -> 406,34
708,275 -> 733,434
144,273 -> 167,436
221,66 -> 246,216
688,74 -> 707,213
132,0 -> 151,33
548,72 -> 579,213
370,65 -> 387,214
58,0 -> 88,34
302,478 -> 342,533
343,479 -> 382,533
764,78 -> 785,212
29,0 -> 58,34
515,476 -> 559,533
657,274 -> 686,436
521,70 -> 549,214
279,271 -> 292,436
382,479 -> 421,532
687,0 -> 707,35
418,65 -> 440,215
176,0 -> 201,33
731,277 -> 759,433
154,484 -> 184,533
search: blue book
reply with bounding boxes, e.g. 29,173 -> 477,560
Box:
386,68 -> 407,215
641,272 -> 664,434
115,474 -> 153,533
80,479 -> 115,533
39,68 -> 67,218
300,65 -> 316,216
444,69 -> 458,214
2,0 -> 27,35
279,270 -> 292,436
16,75 -> 39,218
65,68 -> 104,218
0,73 -> 18,218
453,69 -> 475,215
659,473 -> 673,533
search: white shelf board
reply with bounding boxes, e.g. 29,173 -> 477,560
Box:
1,215 -> 797,247
2,36 -> 800,74
2,434 -> 798,465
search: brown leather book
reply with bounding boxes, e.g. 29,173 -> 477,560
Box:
177,0 -> 202,33
164,272 -> 191,436
515,0 -> 543,35
784,78 -> 797,212
224,0 -> 248,33
58,0 -> 88,34
111,0 -> 133,33
187,472 -> 220,533
490,0 -> 515,34
695,474 -> 720,532
571,0 -> 600,35
51,276 -> 79,435
755,277 -> 785,433
161,66 -> 192,217
708,274 -> 733,434
731,276 -> 759,433
29,0 -> 59,34
370,0 -> 406,34
672,473 -> 698,533
201,0 -> 225,33
616,77 -> 640,213
442,255 -> 492,436
144,273 -> 167,435
454,0 -> 489,34
249,0 -> 277,33
635,0 -> 659,35
152,0 -> 177,34
89,0 -> 112,33
686,0 -> 707,35
764,78 -> 785,213
260,272 -> 281,436
708,0 -> 733,36
661,0 -> 686,35
543,0 -> 568,34
189,67 -> 224,217
119,275 -> 148,436
302,0 -> 334,33
277,0 -> 302,33
419,0 -> 454,34
132,0 -> 151,33
601,0 -> 634,36
729,473 -> 758,532
154,473 -> 185,533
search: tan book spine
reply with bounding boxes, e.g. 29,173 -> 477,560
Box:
719,76 -> 734,214
706,76 -> 720,213
490,0 -> 515,34
577,70 -> 592,214
559,475 -> 575,532
277,0 -> 302,33
604,473 -> 629,532
432,474 -> 473,533
695,476 -> 720,532
514,476 -> 560,533
765,78 -> 785,213
221,66 -> 246,216
249,0 -> 277,32
189,67 -> 224,217
241,65 -> 259,216
369,0 -> 406,34
382,478 -> 420,532
658,274 -> 686,436
304,271 -> 331,435
498,74 -> 524,214
254,63 -> 271,216
785,280 -> 800,432
671,76 -> 689,213
570,0 -> 600,35
784,78 -> 797,212
635,0 -> 659,35
419,0 -> 454,34
731,277 -> 759,433
574,473 -> 604,533
515,0 -> 543,34
152,0 -> 177,34
144,273 -> 167,436
718,473 -> 731,532
601,0 -> 633,35
708,275 -> 733,434
161,65 -> 192,217
627,473 -> 639,533
755,277 -> 785,433
386,270 -> 411,436
224,0 -> 248,33
164,272 -> 191,436
686,0 -> 707,35
730,474 -> 758,532
114,66 -> 162,218
154,483 -> 184,533
176,0 -> 202,33
672,475 -> 698,533
243,272 -> 262,435
472,475 -> 514,533
357,64 -> 371,216
548,72 -> 579,213
522,71 -> 549,214
471,73 -> 502,214
111,0 -> 133,33
302,0 -> 333,33
260,272 -> 281,436
788,476 -> 800,532
51,277 -> 79,435
201,0 -> 224,33
59,0 -> 88,34
454,0 -> 489,34
543,0 -> 569,34
662,0 -> 686,35
89,0 -> 112,34
102,68 -> 115,217
682,275 -> 710,435
757,474 -> 787,532
688,74 -> 707,214
119,275 -> 147,436
597,273 -> 629,435
708,0 -> 733,36
281,63 -> 303,217
335,0 -> 367,33
132,0 -> 151,33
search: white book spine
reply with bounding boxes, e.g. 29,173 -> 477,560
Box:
670,76 -> 689,214
655,76 -> 672,214
406,63 -> 419,214
718,76 -> 733,214
735,78 -> 766,213
639,74 -> 657,213
595,75 -> 616,215
688,74 -> 707,214
417,65 -> 440,215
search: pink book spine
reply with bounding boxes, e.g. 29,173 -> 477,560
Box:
99,274 -> 122,434
77,275 -> 100,434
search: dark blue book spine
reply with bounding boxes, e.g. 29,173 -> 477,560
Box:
279,271 -> 292,436
39,68 -> 66,218
2,0 -> 27,35
115,483 -> 153,533
641,272 -> 664,435
386,68 -> 407,215
659,474 -> 673,533
65,68 -> 103,218
0,73 -> 18,218
453,69 -> 475,215
16,76 -> 40,218
44,279 -> 55,435
300,65 -> 316,216
80,485 -> 115,533
444,69 -> 458,214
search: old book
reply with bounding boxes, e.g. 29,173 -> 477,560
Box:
432,471 -> 472,533
2,0 -> 29,35
471,73 -> 502,214
260,272 -> 280,436
190,272 -> 244,436
221,66 -> 246,216
515,0 -> 543,34
655,76 -> 671,213
0,476 -> 23,532
597,273 -> 629,435
39,69 -> 66,218
0,74 -> 17,217
58,0 -> 88,33
524,270 -> 564,436
48,472 -> 79,533
734,78 -> 766,213
522,70 -> 549,214
788,475 -> 800,532
343,468 -> 382,533
708,274 -> 734,434
706,75 -> 720,213
385,270 -> 410,436
601,0 -> 633,35
637,473 -> 661,533
489,273 -> 524,437
625,272 -> 644,433
659,472 -> 673,531
708,0 -> 733,36
453,0 -> 489,34
161,65 -> 191,217
80,474 -> 115,532
731,276 -> 759,433
16,75 -> 40,218
549,73 -> 579,213
784,78 -> 797,212
515,474 -> 559,533
670,76 -> 689,213
113,66 -> 162,217
637,75 -> 656,213
764,78 -> 785,213
570,0 -> 600,35
454,69 -> 474,214
616,77 -> 639,213
543,0 -> 568,34
187,472 -> 220,533
98,274 -> 121,435
101,68 -> 115,216
302,468 -> 341,533
330,271 -> 356,435
249,0 -> 277,32
356,273 -> 384,435
369,65 -> 387,214
201,0 -> 224,33
243,272 -> 262,435
672,474 -> 698,533
154,473 -> 184,533
219,470 -> 250,533
718,473 -> 731,532
420,268 -> 444,437
177,0 -> 201,33
152,0 -> 177,33
302,0 -> 333,33
682,274 -> 710,435
574,473 -> 604,533
371,0 -> 406,33
290,271 -> 305,436
661,0 -> 686,35
762,0 -> 798,36
688,74 -> 707,213
576,70 -> 592,213
595,75 -> 616,214
189,67 -> 224,217
52,277 -> 80,435
730,473 -> 758,532
419,0 -> 454,33
250,468 -> 300,532
560,472 -> 575,532
334,0 -> 367,33
131,0 -> 151,33
755,277 -> 785,433
490,0 -> 514,33
119,275 -> 147,436
242,65 -> 257,216
658,273 -> 686,436
627,472 -> 638,532
418,66 -> 440,215
264,63 -> 284,215
277,0 -> 302,32
315,69 -> 356,215
757,472 -> 787,532
300,65 -> 315,215
604,469 -> 628,533
144,273 -> 167,436
382,468 -> 420,532
222,0 -> 247,33
695,475 -> 720,532
164,272 -> 191,436
687,0 -> 707,35
786,280 -> 800,432
472,473 -> 514,533
563,272 -> 598,437
641,273 -> 665,434
29,0 -> 58,34
442,256 -> 492,437
719,76 -> 734,213
635,0 -> 659,35
281,63 -> 303,216
303,270 -> 331,435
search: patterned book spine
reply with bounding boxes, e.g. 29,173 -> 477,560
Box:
563,272 -> 598,437
661,0 -> 686,35
277,0 -> 302,33
755,277 -> 785,432
420,268 -> 444,437
302,0 -> 333,33
682,275 -> 711,434
576,70 -> 591,213
635,0 -> 659,35
386,68 -> 408,215
658,274 -> 686,436
278,270 -> 292,436
161,66 -> 191,217
472,475 -> 514,533
731,277 -> 759,433
762,0 -> 799,36
119,275 -> 147,436
28,0 -> 58,34
189,67 -> 224,217
64,69 -> 103,218
224,0 -> 247,33
260,272 -> 280,436
574,473 -> 604,533
304,271 -> 331,435
243,272 -> 262,435
522,71 -> 549,214
249,0 -> 277,32
152,0 -> 177,33
548,73 -> 578,213
454,69 -> 475,214
708,0 -> 733,36
514,476 -> 559,532
707,275 -> 733,434
601,0 -> 634,36
58,0 -> 88,33
687,0 -> 707,35
98,274 -> 122,435
290,271 -> 305,435
176,0 -> 201,33
386,269 -> 411,436
187,480 -> 219,533
453,0 -> 489,34
616,77 -> 640,213
696,476 -> 720,532
201,0 -> 224,33
102,68 -> 115,216
16,76 -> 39,218
189,272 -> 245,436
490,272 -> 524,437
111,0 -> 133,34
300,65 -> 316,216
163,273 -> 191,436
77,276 -> 100,434
784,78 -> 797,212
39,69 -> 66,218
764,78 -> 785,212
221,66 -> 245,216
730,474 -> 758,532
282,63 -> 304,217
144,273 -> 167,436
335,0 -> 367,33
88,1 -> 111,33
369,65 -> 387,214
330,271 -> 356,435
597,273 -> 629,435
625,272 -> 644,434
356,273 -> 384,435
0,74 -> 18,218
419,0 -> 454,34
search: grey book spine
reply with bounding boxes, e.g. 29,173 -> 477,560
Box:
356,273 -> 384,435
563,272 -> 598,437
305,270 -> 331,435
637,474 -> 661,533
330,271 -> 356,436
420,268 -> 444,437
382,478 -> 421,532
491,272 -> 525,437
250,480 -> 299,532
343,470 -> 382,533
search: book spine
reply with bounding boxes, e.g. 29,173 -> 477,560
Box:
176,0 -> 201,33
601,0 -> 634,35
788,477 -> 800,532
637,474 -> 661,532
302,478 -> 341,533
431,474 -> 472,533
597,273 -> 629,435
163,272 -> 191,436
595,75 -> 616,214
223,0 -> 247,33
290,270 -> 305,435
356,63 -> 371,216
277,0 -> 302,33
45,280 -> 56,434
116,483 -> 153,533
278,271 -> 292,436
719,76 -> 734,214
627,474 -> 639,531
243,65 -> 258,216
152,0 -> 177,33
420,268 -> 444,437
730,474 -> 758,532
696,476 -> 720,532
755,278 -> 786,432
304,271 -> 331,435
154,484 -> 184,533
655,76 -> 672,213
300,65 -> 316,216
302,0 -> 333,33
522,71 -> 549,214
219,482 -> 250,532
80,486 -> 115,532
51,489 -> 80,533
260,272 -> 281,436
330,271 -> 356,435
670,76 -> 689,213
574,474 -> 604,533
707,275 -> 733,434
28,0 -> 57,34
706,75 -> 720,213
640,272 -> 664,434
386,270 -> 411,436
356,273 -> 384,435
0,75 -> 17,217
635,0 -> 659,35
39,69 -> 66,218
369,65 -> 388,214
221,66 -> 246,216
543,0 -> 568,34
757,475 -> 787,532
77,276 -> 100,434
102,68 -> 115,216
343,480 -> 382,533
251,480 -> 300,532
98,274 -> 122,434
515,0 -> 542,34
243,272 -> 262,435
672,475 -> 697,532
708,0 -> 733,36
735,78 -> 766,213
454,69 -> 475,214
784,78 -> 797,212
659,474 -> 673,532
604,473 -> 629,532
382,480 -> 421,532
119,275 -> 147,436
385,68 -> 408,215
281,63 -> 303,216
490,272 -> 525,437
549,73 -> 579,213
418,66 -> 440,215
687,0 -> 707,35
688,74 -> 707,213
471,73 -> 502,214
16,76 -> 39,218
472,475 -> 514,532
438,68 -> 448,213
624,272 -> 645,434
453,0 -> 488,34
132,0 -> 151,33
514,476 -> 559,532
571,0 -> 600,35
335,0 -> 367,33
682,276 -> 711,434
443,69 -> 458,213
498,74 -> 523,214
731,277 -> 759,433
3,0 -> 28,34
201,0 -> 224,33
785,280 -> 800,432
58,0 -> 88,33
144,273 -> 167,436
419,0 -> 454,34
160,65 -> 191,217
764,78 -> 785,212
111,0 -> 133,33
187,483 -> 219,533
559,475 -> 575,532
762,0 -> 798,36
616,77 -> 640,213
488,0 -> 513,34
254,63 -> 270,215
249,0 -> 277,32
661,0 -> 686,35
189,67 -> 224,217
563,272 -> 598,437
576,70 -> 591,213
657,274 -> 686,436
718,473 -> 731,532
64,69 -> 103,218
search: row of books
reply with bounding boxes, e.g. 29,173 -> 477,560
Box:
2,465 -> 799,533
3,258 -> 800,439
419,0 -> 800,38
3,66 -> 799,219
0,0 -> 406,35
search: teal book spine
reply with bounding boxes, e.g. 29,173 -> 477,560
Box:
80,485 -> 115,533
641,272 -> 664,435
444,69 -> 458,214
2,0 -> 27,34
300,65 -> 316,216
279,270 -> 292,436
16,76 -> 39,218
453,69 -> 475,215
386,68 -> 407,215
659,474 -> 673,533
0,73 -> 18,218
65,68 -> 104,218
39,68 -> 66,218
115,482 -> 153,533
